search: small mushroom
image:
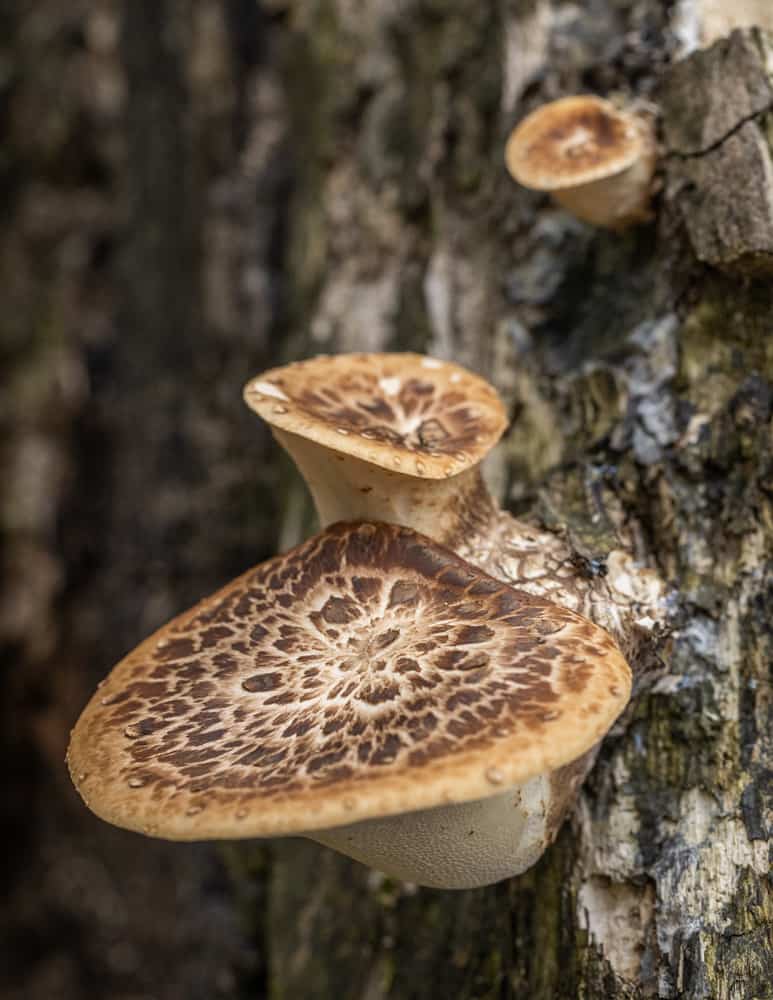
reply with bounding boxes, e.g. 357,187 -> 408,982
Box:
244,352 -> 507,544
244,353 -> 665,657
504,95 -> 657,229
68,521 -> 631,889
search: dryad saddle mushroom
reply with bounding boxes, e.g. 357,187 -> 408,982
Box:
69,521 -> 631,890
504,95 -> 657,229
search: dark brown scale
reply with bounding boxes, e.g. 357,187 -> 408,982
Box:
388,580 -> 418,606
373,629 -> 400,650
416,418 -> 450,447
359,681 -> 400,705
371,734 -> 402,765
153,638 -> 197,662
352,576 -> 382,600
307,748 -> 348,773
319,596 -> 361,624
242,673 -> 282,693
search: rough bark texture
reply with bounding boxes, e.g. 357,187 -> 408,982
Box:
1,2 -> 771,999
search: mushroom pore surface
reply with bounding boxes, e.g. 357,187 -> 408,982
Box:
69,521 -> 631,879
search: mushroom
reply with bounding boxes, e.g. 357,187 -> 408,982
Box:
244,353 -> 665,658
244,352 -> 507,545
504,95 -> 657,229
68,521 -> 631,889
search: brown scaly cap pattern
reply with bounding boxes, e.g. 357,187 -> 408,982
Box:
505,95 -> 644,191
68,522 -> 631,841
243,353 -> 508,479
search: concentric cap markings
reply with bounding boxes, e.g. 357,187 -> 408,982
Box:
243,353 -> 507,479
505,95 -> 644,191
68,522 -> 631,841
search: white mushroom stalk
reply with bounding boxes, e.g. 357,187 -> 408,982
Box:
244,353 -> 505,551
68,522 -> 631,889
272,428 -> 497,547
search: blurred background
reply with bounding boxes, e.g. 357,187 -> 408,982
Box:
2,3 -> 291,996
3,2 -> 771,999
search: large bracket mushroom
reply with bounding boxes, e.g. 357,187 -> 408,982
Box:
69,522 -> 631,889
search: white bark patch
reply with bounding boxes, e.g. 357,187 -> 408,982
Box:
577,876 -> 655,982
671,0 -> 702,57
312,262 -> 400,354
696,0 -> 773,48
424,246 -> 454,360
501,0 -> 552,112
676,787 -> 717,848
579,757 -> 643,881
606,550 -> 667,615
656,817 -> 769,941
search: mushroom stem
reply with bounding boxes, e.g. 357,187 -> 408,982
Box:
274,427 -> 499,549
552,144 -> 656,228
309,750 -> 595,890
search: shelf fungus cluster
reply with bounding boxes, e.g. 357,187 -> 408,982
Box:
69,353 -> 664,889
505,95 -> 657,230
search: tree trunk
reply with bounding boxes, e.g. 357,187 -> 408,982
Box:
2,2 -> 770,999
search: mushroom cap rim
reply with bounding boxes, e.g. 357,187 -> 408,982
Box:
68,520 -> 632,842
505,95 -> 645,192
243,352 -> 508,480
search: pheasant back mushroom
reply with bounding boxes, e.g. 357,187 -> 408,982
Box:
504,95 -> 657,229
68,521 -> 631,889
244,352 -> 506,545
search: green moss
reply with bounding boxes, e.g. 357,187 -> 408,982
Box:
678,283 -> 773,415
535,463 -> 624,566
702,867 -> 773,1000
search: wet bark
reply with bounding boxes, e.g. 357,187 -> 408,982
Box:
1,2 -> 770,999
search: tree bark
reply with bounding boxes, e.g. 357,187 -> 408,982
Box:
1,2 -> 770,999
261,6 -> 773,999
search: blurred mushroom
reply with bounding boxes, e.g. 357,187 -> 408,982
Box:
244,353 -> 665,658
68,521 -> 631,889
244,352 -> 507,544
504,95 -> 657,229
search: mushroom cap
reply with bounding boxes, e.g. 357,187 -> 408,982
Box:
243,353 -> 507,480
68,521 -> 631,841
505,95 -> 645,192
